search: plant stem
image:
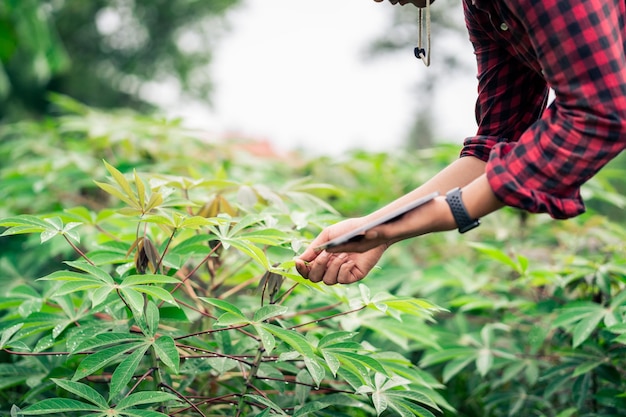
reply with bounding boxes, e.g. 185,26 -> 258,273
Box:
63,235 -> 95,265
289,305 -> 366,330
161,381 -> 208,417
156,227 -> 177,272
235,346 -> 265,417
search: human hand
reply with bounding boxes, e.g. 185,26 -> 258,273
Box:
295,218 -> 389,285
372,0 -> 434,7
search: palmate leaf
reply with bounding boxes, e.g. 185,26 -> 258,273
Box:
253,324 -> 276,354
244,394 -> 289,416
334,351 -> 388,376
0,215 -> 81,243
51,379 -> 108,408
387,398 -> 437,417
115,391 -> 179,410
132,285 -> 178,307
386,390 -> 441,413
65,261 -> 115,284
0,215 -> 52,236
121,274 -> 180,286
263,324 -> 325,386
553,302 -> 608,347
153,335 -> 180,373
109,345 -> 150,400
118,410 -> 170,417
71,332 -> 143,354
73,342 -> 146,381
253,305 -> 288,323
226,239 -> 271,270
16,398 -> 101,415
120,287 -> 145,313
200,297 -> 247,318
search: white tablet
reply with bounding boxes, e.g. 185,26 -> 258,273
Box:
315,191 -> 439,250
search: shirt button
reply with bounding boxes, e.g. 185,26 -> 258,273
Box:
500,22 -> 509,31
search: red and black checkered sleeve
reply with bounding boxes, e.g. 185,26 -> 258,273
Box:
462,0 -> 626,219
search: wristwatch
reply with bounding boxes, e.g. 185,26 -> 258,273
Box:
445,187 -> 480,233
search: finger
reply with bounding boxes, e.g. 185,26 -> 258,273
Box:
294,259 -> 310,279
299,236 -> 328,262
307,251 -> 330,283
338,261 -> 361,284
322,253 -> 348,286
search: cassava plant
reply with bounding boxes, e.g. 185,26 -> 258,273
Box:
0,159 -> 450,417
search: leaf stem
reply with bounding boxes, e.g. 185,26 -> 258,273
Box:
63,234 -> 95,265
161,381 -> 208,417
288,305 -> 366,330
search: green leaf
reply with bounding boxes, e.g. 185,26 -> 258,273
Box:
153,335 -> 180,373
180,216 -> 223,229
121,274 -> 180,286
227,239 -> 271,270
70,332 -> 144,353
442,356 -> 475,383
51,379 -> 108,408
120,288 -> 145,313
386,390 -> 440,412
292,401 -> 332,417
318,331 -> 357,348
389,398 -> 437,417
572,308 -> 606,347
420,348 -> 477,367
37,274 -> 95,288
572,359 -> 605,377
132,285 -> 178,306
115,391 -> 179,410
469,242 -> 520,272
18,399 -> 100,415
109,345 -> 150,400
253,305 -> 288,323
476,348 -> 493,376
200,298 -> 246,318
0,215 -> 51,230
335,351 -> 388,376
321,350 -> 341,377
244,394 -> 289,416
145,301 -> 159,336
263,324 -> 315,357
216,312 -> 250,326
53,281 -> 104,296
73,342 -> 144,381
103,160 -> 137,204
254,324 -> 276,354
1,324 -> 23,349
372,391 -> 388,415
135,170 -> 146,209
94,181 -> 138,207
119,410 -> 171,417
65,261 -> 115,284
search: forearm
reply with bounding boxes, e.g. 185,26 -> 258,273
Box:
365,155 -> 487,220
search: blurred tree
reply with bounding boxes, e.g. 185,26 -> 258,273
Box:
0,0 -> 241,120
367,0 -> 474,148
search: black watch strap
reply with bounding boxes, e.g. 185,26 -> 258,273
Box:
445,187 -> 480,233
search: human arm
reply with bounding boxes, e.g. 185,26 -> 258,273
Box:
295,156 -> 503,285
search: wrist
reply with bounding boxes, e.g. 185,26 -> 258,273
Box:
445,187 -> 480,233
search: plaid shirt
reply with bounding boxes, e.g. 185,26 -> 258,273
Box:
460,0 -> 626,219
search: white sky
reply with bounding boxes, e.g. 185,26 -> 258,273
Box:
165,0 -> 478,156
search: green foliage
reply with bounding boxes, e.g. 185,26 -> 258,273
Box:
1,98 -> 626,416
0,101 -> 447,416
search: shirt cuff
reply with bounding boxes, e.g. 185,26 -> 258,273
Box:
460,135 -> 502,162
484,142 -> 585,219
